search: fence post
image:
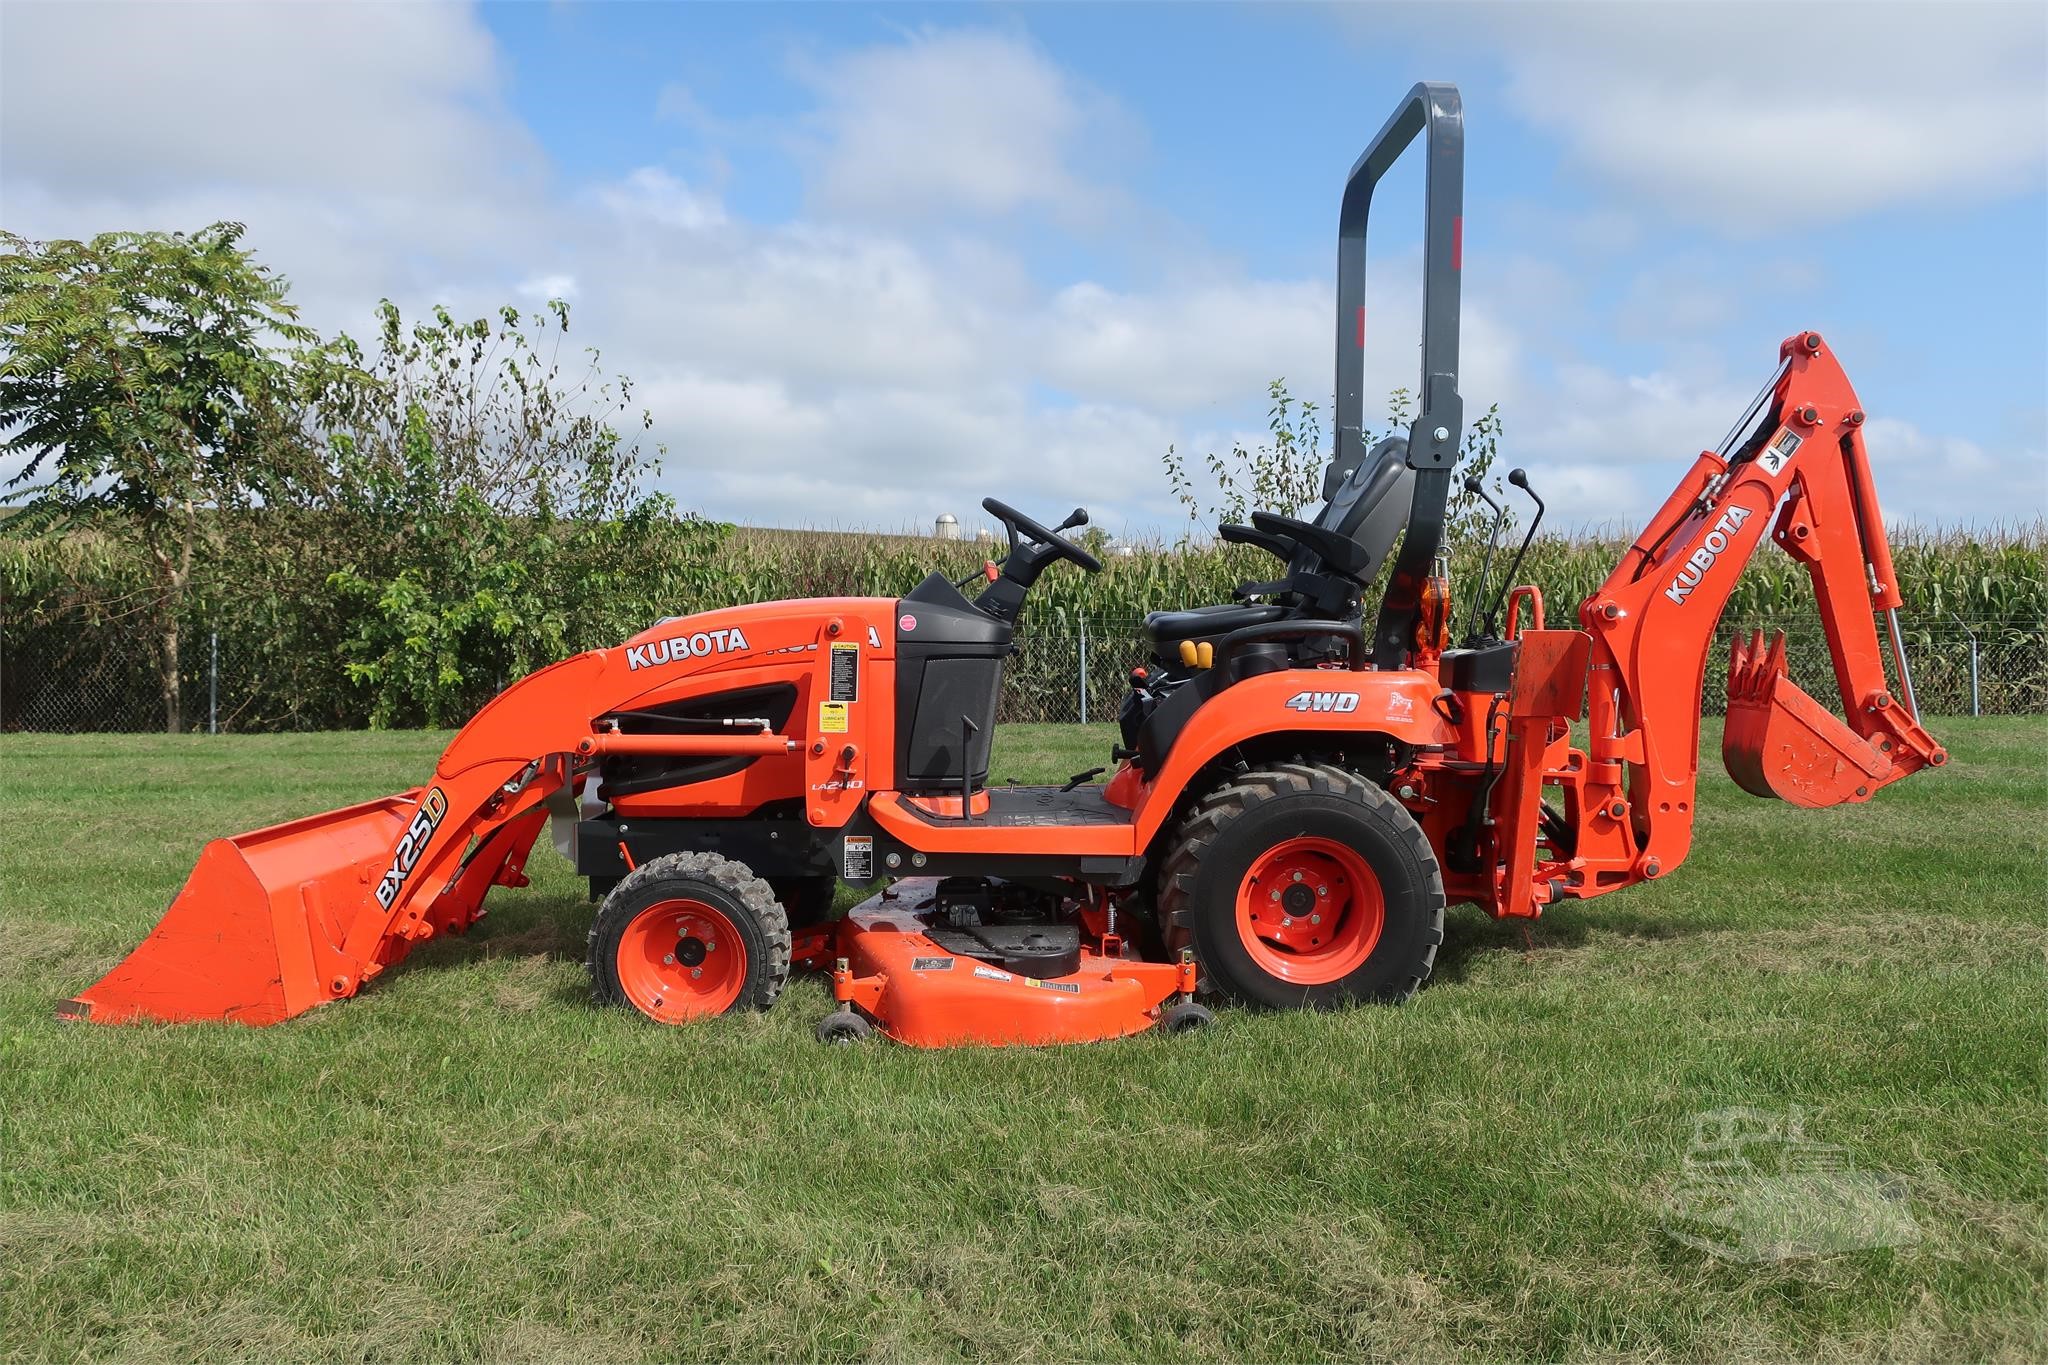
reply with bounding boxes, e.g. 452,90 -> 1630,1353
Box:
1969,633 -> 1981,718
1077,616 -> 1089,723
208,630 -> 219,736
1948,612 -> 1980,718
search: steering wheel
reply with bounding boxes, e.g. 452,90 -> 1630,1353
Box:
982,497 -> 1104,574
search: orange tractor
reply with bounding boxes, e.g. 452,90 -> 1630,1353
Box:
65,83 -> 1946,1045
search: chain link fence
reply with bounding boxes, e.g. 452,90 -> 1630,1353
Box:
3,615 -> 2041,733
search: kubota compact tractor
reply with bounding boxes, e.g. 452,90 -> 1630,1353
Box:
65,84 -> 1947,1046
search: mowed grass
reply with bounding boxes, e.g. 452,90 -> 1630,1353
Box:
1,720 -> 2043,1363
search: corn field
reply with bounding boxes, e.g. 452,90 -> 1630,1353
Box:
4,521 -> 2043,731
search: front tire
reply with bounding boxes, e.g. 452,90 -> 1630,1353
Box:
588,852 -> 791,1023
1157,763 -> 1444,1009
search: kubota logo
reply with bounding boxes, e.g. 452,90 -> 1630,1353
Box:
376,787 -> 448,910
625,626 -> 749,671
1664,505 -> 1753,605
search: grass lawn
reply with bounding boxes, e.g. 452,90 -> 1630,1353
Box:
1,719 -> 2043,1362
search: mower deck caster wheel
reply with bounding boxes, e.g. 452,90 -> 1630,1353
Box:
1159,1002 -> 1216,1036
816,1010 -> 874,1045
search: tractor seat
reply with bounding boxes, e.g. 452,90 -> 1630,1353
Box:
1143,601 -> 1288,648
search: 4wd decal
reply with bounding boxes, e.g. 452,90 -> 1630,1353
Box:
1285,690 -> 1360,713
624,626 -> 750,671
1664,504 -> 1753,605
375,787 -> 448,909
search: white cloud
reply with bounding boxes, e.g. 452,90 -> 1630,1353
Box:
596,168 -> 727,232
795,27 -> 1133,226
5,3 -> 2038,543
1040,279 -> 1328,411
0,1 -> 533,201
1428,2 -> 2048,230
1861,416 -> 2045,526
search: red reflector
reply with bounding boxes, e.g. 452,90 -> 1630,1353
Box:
1355,305 -> 1366,348
1452,216 -> 1463,271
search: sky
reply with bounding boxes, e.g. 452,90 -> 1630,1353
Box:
3,0 -> 2044,539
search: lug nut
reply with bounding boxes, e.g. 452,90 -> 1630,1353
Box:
691,968 -> 702,979
1292,871 -> 1304,882
1282,916 -> 1293,927
663,954 -> 675,965
1310,915 -> 1321,926
1317,885 -> 1328,896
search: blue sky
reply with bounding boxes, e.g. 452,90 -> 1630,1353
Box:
4,1 -> 2044,536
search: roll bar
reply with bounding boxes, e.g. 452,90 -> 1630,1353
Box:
1332,82 -> 1465,668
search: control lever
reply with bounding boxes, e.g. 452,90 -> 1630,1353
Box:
1055,507 -> 1089,533
1061,766 -> 1108,792
1460,475 -> 1510,643
1483,468 -> 1548,638
958,714 -> 981,820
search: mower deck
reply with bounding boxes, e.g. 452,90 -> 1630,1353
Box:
812,879 -> 1193,1048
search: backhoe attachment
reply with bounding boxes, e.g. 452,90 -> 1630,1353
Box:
1710,339 -> 1947,807
1723,629 -> 1897,808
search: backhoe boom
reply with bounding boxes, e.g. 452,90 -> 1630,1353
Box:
1485,331 -> 1947,920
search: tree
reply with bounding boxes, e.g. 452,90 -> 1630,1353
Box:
0,223 -> 314,730
1162,379 -> 1507,547
1163,379 -> 1326,531
307,300 -> 726,726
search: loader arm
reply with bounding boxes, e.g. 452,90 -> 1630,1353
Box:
1568,331 -> 1947,884
63,642 -> 810,1025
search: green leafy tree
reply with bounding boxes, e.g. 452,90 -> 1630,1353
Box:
1163,378 -> 1326,532
0,223 -> 314,730
1163,379 -> 1506,552
308,300 -> 727,726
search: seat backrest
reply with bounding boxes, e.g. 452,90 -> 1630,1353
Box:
1291,435 -> 1416,582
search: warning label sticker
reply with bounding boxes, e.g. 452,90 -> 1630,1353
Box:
1760,427 -> 1803,476
1022,978 -> 1081,994
912,956 -> 954,972
829,641 -> 860,702
818,701 -> 849,733
971,965 -> 1013,982
842,835 -> 873,879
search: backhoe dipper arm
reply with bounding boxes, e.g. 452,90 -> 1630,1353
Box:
1574,332 -> 1947,880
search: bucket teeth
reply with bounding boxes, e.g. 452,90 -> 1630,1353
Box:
1727,629 -> 1788,705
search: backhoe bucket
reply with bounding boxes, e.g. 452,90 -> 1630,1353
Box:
60,792 -> 422,1026
1723,630 -> 1892,808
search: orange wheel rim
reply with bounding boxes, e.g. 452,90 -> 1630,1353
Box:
615,899 -> 746,1022
1234,836 -> 1383,985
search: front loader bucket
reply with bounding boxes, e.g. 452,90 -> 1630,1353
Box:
60,792 -> 422,1026
1723,630 -> 1892,809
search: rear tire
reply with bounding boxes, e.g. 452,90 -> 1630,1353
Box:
588,852 -> 791,1023
1156,763 -> 1444,1009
